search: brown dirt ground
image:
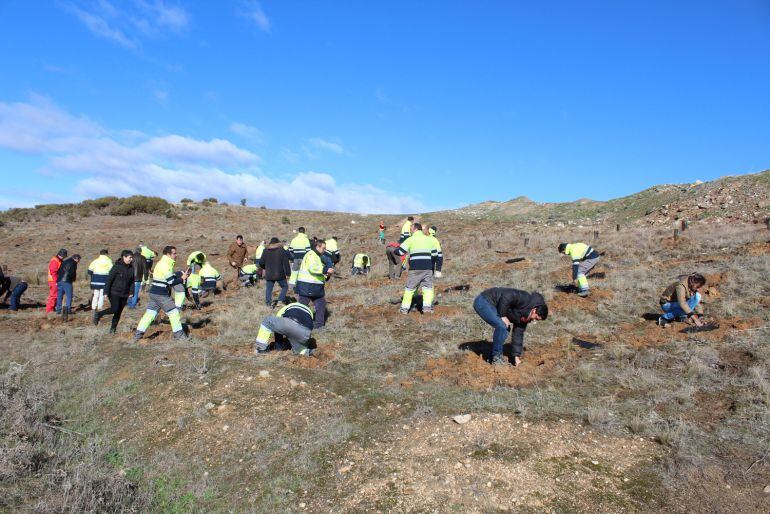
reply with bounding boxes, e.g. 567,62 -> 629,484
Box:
549,288 -> 615,314
415,336 -> 578,390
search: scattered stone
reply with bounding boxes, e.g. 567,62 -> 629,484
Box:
764,484 -> 770,494
259,370 -> 270,378
223,425 -> 229,432
591,460 -> 599,465
205,402 -> 215,410
338,464 -> 352,473
453,414 -> 471,425
290,379 -> 300,388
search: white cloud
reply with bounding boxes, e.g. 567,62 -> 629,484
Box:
229,122 -> 264,145
0,96 -> 424,214
62,0 -> 190,49
241,1 -> 270,32
308,137 -> 344,155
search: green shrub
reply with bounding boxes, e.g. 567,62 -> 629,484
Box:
109,196 -> 172,216
180,198 -> 194,204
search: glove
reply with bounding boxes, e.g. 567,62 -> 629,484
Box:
434,271 -> 442,278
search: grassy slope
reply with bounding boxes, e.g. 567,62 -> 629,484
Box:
0,187 -> 768,511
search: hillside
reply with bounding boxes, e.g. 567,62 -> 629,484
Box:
454,169 -> 770,226
0,177 -> 768,512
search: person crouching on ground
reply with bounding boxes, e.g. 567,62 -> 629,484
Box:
255,302 -> 316,356
473,287 -> 548,366
351,253 -> 370,275
658,273 -> 707,327
94,250 -> 134,334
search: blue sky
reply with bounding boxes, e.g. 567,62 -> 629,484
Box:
0,1 -> 768,212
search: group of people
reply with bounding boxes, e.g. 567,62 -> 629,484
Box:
2,215 -> 710,367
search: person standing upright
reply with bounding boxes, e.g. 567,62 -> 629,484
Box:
227,235 -> 248,289
46,249 -> 67,313
127,247 -> 146,309
288,227 -> 311,289
94,250 -> 134,334
400,216 -> 415,243
56,254 -> 80,321
296,238 -> 335,329
87,249 -> 113,314
259,237 -> 292,307
395,223 -> 438,313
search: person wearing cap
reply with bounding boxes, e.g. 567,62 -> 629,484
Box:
259,237 -> 292,307
46,249 -> 67,313
473,287 -> 549,366
558,242 -> 600,297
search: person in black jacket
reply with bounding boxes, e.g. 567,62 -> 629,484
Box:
56,254 -> 81,320
94,250 -> 135,333
259,237 -> 293,307
473,287 -> 548,366
127,248 -> 146,309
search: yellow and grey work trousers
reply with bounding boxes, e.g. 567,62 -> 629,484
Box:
136,293 -> 183,335
401,269 -> 434,312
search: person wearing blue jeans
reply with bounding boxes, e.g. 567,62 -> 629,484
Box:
55,254 -> 80,320
473,287 -> 548,366
265,279 -> 288,307
127,281 -> 142,308
1,276 -> 27,310
658,274 -> 706,327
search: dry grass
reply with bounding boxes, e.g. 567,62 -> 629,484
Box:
0,205 -> 768,511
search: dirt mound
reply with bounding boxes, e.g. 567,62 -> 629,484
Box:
288,343 -> 337,369
549,288 -> 614,314
617,317 -> 762,348
415,337 -> 575,390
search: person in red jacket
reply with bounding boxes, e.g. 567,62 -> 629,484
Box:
46,249 -> 67,313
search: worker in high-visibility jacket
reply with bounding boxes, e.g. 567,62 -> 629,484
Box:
399,216 -> 415,243
558,242 -> 600,297
255,240 -> 266,262
239,263 -> 260,287
138,244 -> 156,288
199,261 -> 221,297
255,302 -> 315,356
296,239 -> 334,329
427,225 -> 444,278
134,245 -> 189,341
87,249 -> 113,314
288,227 -> 311,287
46,249 -> 67,313
351,253 -> 371,275
395,223 -> 439,313
324,236 -> 340,265
186,251 -> 207,309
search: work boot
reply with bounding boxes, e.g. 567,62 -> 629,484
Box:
173,330 -> 190,340
62,307 -> 69,322
490,355 -> 509,367
657,316 -> 670,327
109,327 -> 116,335
295,348 -> 316,357
133,331 -> 143,342
577,290 -> 590,298
399,307 -> 409,315
92,310 -> 100,326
